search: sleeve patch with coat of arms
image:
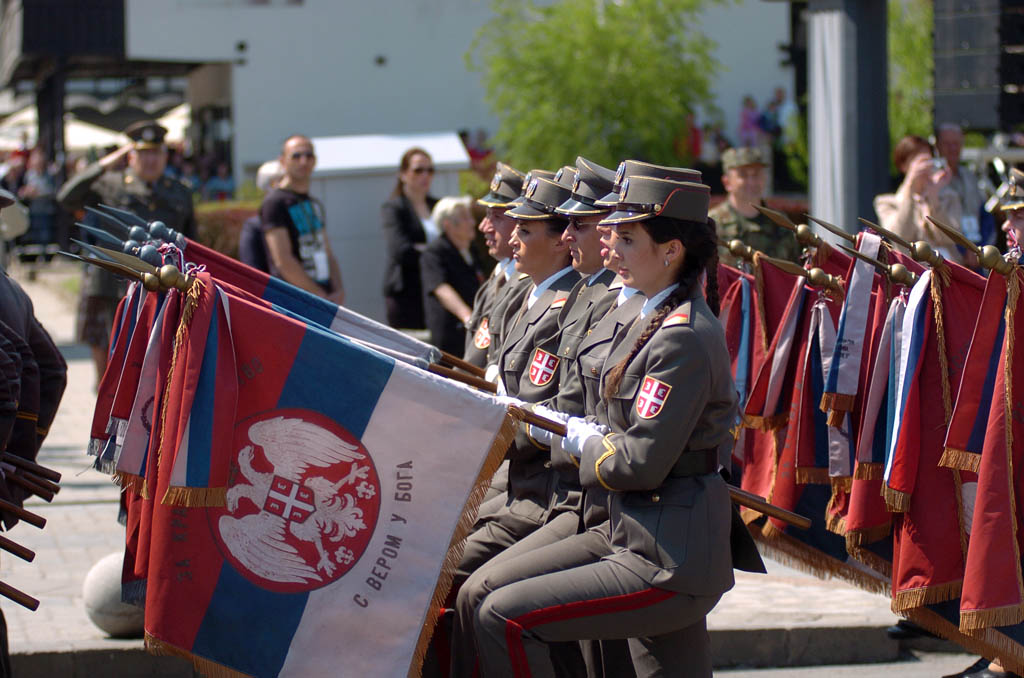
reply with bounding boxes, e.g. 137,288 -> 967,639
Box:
636,376 -> 671,419
473,317 -> 491,349
528,348 -> 559,386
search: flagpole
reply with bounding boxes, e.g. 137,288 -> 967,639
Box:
0,580 -> 39,611
438,351 -> 487,378
1,453 -> 61,483
0,499 -> 46,529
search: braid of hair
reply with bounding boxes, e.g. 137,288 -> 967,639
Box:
704,217 -> 721,316
602,247 -> 707,402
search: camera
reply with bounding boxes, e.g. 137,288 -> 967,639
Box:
930,157 -> 948,172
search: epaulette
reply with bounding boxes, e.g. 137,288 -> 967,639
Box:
518,273 -> 531,280
662,301 -> 692,328
551,294 -> 569,309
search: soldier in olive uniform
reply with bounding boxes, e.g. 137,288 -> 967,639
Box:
709,146 -> 800,267
57,120 -> 196,382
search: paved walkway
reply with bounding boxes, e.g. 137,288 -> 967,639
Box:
0,261 -> 963,676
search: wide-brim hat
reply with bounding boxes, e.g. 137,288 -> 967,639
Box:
557,156 -> 617,216
600,176 -> 710,225
505,176 -> 573,221
506,169 -> 557,209
478,162 -> 525,208
1002,167 -> 1024,211
596,161 -> 702,207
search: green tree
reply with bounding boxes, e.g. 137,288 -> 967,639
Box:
467,0 -> 728,172
888,0 -> 933,149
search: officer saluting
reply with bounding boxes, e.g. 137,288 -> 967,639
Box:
57,120 -> 196,382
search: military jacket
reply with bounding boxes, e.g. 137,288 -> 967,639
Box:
578,289 -> 737,595
494,267 -> 580,523
463,267 -> 504,368
710,200 -> 801,267
58,162 -> 197,239
484,273 -> 532,367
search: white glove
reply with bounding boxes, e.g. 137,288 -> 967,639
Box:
526,405 -> 569,447
563,417 -> 610,459
484,363 -> 501,384
494,394 -> 525,408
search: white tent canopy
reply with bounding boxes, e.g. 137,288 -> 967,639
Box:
157,103 -> 190,143
0,107 -> 128,152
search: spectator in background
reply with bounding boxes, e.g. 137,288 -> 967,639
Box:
1,154 -> 25,195
260,134 -> 344,303
936,122 -> 989,246
202,161 -> 235,201
238,160 -> 283,273
420,196 -> 483,355
738,95 -> 761,147
17,148 -> 57,249
381,147 -> 438,329
180,160 -> 201,193
873,135 -> 966,265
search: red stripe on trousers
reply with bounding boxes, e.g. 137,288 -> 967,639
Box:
504,587 -> 677,677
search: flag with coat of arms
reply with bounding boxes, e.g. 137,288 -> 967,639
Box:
136,271 -> 515,677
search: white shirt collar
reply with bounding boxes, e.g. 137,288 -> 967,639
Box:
616,286 -> 641,307
640,283 -> 680,319
527,266 -> 575,309
495,258 -> 515,282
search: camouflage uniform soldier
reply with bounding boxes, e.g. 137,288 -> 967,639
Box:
57,120 -> 196,382
709,146 -> 800,266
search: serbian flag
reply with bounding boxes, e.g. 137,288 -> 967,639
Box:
143,273 -> 514,677
960,269 -> 1024,632
941,271 -> 1009,474
885,263 -> 985,613
180,239 -> 441,364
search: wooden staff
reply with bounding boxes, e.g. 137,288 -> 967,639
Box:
0,498 -> 46,529
439,351 -> 487,379
6,473 -> 55,503
858,217 -> 914,250
18,472 -> 60,496
0,580 -> 39,611
1,453 -> 61,483
0,534 -> 34,562
927,216 -> 1015,275
510,406 -> 813,530
428,363 -> 498,393
838,244 -> 919,287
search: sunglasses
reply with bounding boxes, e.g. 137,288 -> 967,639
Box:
290,151 -> 315,160
411,166 -> 435,175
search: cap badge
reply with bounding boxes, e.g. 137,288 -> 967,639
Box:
554,168 -> 565,182
142,128 -> 155,141
526,178 -> 539,199
619,178 -> 630,202
490,173 -> 501,192
614,162 -> 626,190
571,175 -> 581,194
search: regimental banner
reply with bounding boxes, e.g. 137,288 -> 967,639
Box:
142,273 -> 514,678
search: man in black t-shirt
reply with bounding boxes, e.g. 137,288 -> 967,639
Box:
259,135 -> 344,303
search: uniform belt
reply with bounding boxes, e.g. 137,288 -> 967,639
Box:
668,449 -> 718,477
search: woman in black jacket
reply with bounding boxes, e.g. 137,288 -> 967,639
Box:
381,147 -> 438,328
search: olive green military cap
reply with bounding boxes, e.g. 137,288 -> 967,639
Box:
596,160 -> 702,206
1002,167 -> 1024,211
507,169 -> 557,208
553,165 -> 577,190
125,120 -> 168,150
505,176 -> 573,221
721,146 -> 767,172
557,156 -> 616,216
600,176 -> 710,225
478,162 -> 526,208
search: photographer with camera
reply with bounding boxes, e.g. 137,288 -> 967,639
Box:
873,134 -> 968,265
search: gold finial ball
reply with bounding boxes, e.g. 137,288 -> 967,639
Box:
979,245 -> 1005,271
807,267 -> 830,289
911,240 -> 939,265
158,264 -> 182,290
142,272 -> 161,292
728,239 -> 745,254
889,263 -> 913,286
795,223 -> 818,245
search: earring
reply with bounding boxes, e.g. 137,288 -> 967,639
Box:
663,259 -> 669,267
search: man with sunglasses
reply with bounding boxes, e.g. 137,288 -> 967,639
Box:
260,135 -> 344,303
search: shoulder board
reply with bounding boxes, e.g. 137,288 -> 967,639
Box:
607,280 -> 624,291
518,273 -> 531,280
550,295 -> 569,309
662,301 -> 693,328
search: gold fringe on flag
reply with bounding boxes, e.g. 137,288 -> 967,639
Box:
757,520 -> 890,595
960,604 -> 1024,633
145,632 -> 252,678
751,253 -> 771,355
408,410 -> 518,678
795,467 -> 829,485
929,265 -> 954,425
902,607 -> 1020,675
971,625 -> 1024,677
846,544 -> 894,580
161,486 -> 226,508
1000,269 -> 1024,634
891,579 -> 963,612
853,462 -> 884,480
938,447 -> 981,473
741,412 -> 788,432
113,472 -> 146,496
820,392 -> 856,426
845,521 -> 892,549
882,485 -> 911,513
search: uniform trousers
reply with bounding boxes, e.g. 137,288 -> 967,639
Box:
483,460 -> 510,504
473,530 -> 721,678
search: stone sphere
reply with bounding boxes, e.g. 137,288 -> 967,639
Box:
82,551 -> 144,638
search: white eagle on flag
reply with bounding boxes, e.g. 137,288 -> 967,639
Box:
219,416 -> 374,585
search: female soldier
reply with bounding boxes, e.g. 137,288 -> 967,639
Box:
471,176 -> 736,678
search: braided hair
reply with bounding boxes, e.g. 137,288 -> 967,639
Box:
603,215 -> 720,401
